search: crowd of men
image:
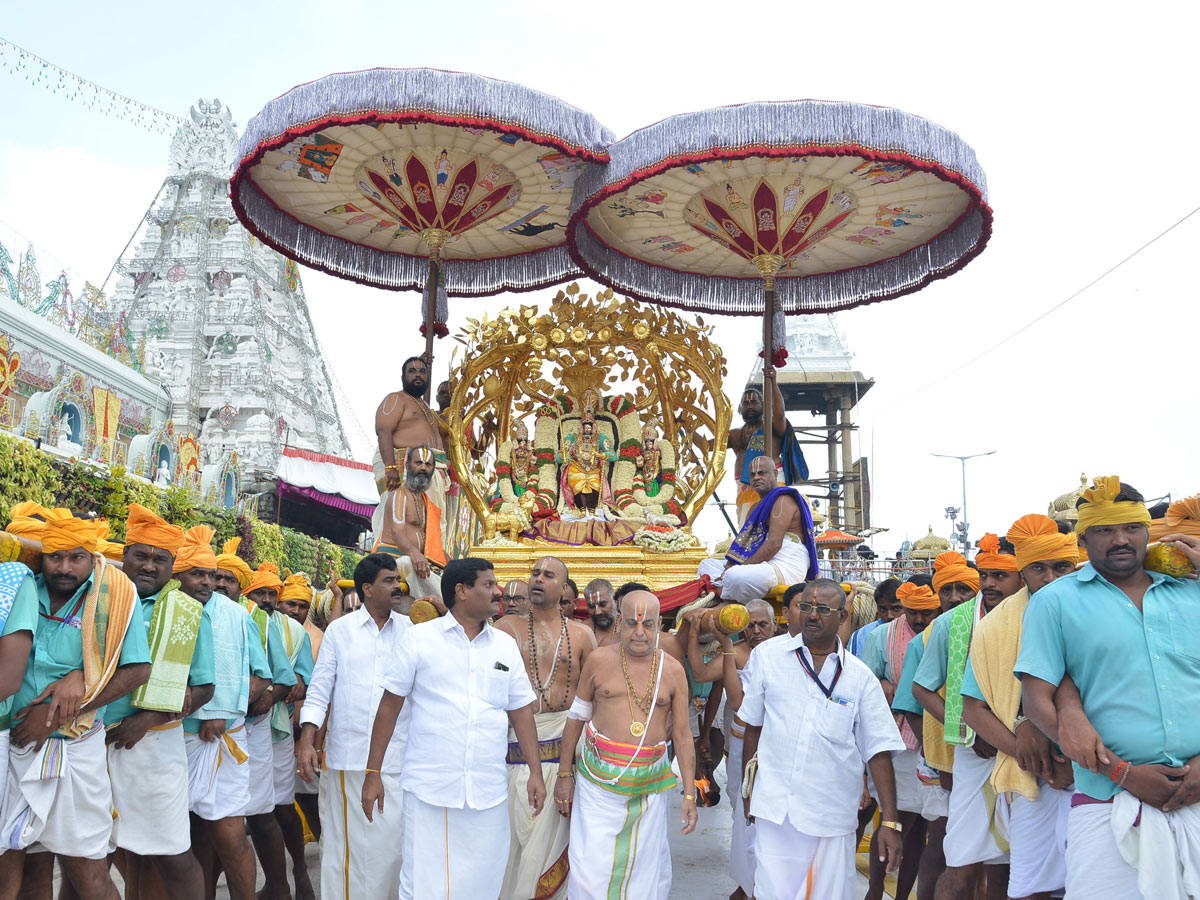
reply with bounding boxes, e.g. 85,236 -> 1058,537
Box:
0,350 -> 1193,900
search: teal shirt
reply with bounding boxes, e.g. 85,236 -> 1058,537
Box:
961,653 -> 984,701
185,596 -> 271,733
891,633 -> 926,716
912,609 -> 954,693
266,617 -> 298,688
14,573 -> 151,736
104,589 -> 217,725
1015,564 -> 1200,801
291,632 -> 314,685
0,574 -> 40,721
861,621 -> 890,678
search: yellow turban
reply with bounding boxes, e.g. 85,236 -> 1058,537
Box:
280,574 -> 313,604
41,509 -> 100,554
1007,514 -> 1080,570
897,582 -> 940,610
6,501 -> 49,539
974,533 -> 1020,572
173,525 -> 219,573
215,537 -> 253,591
124,503 -> 184,555
94,521 -> 126,562
1075,476 -> 1151,536
1149,495 -> 1200,542
932,551 -> 980,595
246,562 -> 284,594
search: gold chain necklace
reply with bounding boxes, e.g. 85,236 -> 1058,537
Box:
620,644 -> 659,737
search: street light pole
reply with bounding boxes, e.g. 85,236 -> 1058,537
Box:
932,451 -> 996,556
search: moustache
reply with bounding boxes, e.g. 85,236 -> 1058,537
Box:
592,614 -> 615,629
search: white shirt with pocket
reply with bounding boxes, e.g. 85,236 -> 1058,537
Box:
739,632 -> 904,835
381,613 -> 536,810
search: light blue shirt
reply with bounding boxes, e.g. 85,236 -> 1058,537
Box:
913,608 -> 955,693
0,573 -> 39,721
891,633 -> 926,716
1015,564 -> 1200,800
851,619 -> 885,661
184,593 -> 271,733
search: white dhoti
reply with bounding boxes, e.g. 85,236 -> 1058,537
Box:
943,746 -> 1010,867
871,748 -> 948,820
0,729 -> 8,845
754,813 -> 855,900
108,722 -> 191,856
185,720 -> 250,821
272,733 -> 295,806
295,765 -> 319,796
319,768 -> 404,900
244,714 -> 276,816
697,538 -> 811,602
727,724 -> 756,897
1005,780 -> 1069,897
1,723 -> 113,859
502,711 -> 571,900
1065,792 -> 1200,900
568,775 -> 673,900
393,554 -> 442,601
399,789 -> 508,900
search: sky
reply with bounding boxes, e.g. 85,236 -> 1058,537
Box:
1,1 -> 1198,555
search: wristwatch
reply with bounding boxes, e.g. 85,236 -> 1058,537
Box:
879,820 -> 903,833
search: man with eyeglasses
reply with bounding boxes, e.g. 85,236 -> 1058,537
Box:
740,579 -> 904,900
501,579 -> 530,618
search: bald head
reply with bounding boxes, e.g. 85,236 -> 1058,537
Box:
748,455 -> 781,494
620,590 -> 661,657
529,556 -> 569,610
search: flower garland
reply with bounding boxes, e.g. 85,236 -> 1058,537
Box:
633,524 -> 698,553
531,395 -> 570,519
607,395 -> 642,515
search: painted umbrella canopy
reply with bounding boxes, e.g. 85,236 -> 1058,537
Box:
567,99 -> 991,454
230,67 -> 613,382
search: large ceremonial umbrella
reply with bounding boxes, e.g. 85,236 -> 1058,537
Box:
567,100 -> 991,455
231,67 -> 613,399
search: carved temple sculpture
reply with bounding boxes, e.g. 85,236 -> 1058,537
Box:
445,283 -> 732,588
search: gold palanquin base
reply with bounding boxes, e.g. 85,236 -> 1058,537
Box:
468,542 -> 712,594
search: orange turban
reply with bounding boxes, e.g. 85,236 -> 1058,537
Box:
280,574 -> 313,604
1075,475 -> 1151,536
1149,495 -> 1200,542
897,582 -> 940,610
246,562 -> 284,594
6,501 -> 49,539
94,521 -> 126,562
173,525 -> 219,573
125,503 -> 184,555
41,509 -> 100,554
932,551 -> 980,595
1007,514 -> 1080,570
215,537 -> 253,591
974,533 -> 1019,572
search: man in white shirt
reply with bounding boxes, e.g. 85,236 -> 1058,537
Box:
296,553 -> 412,900
741,578 -> 905,900
363,557 -> 547,900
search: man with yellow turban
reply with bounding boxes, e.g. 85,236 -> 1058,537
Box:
5,500 -> 49,538
214,540 -> 301,900
914,539 -> 1020,900
0,510 -> 149,897
1016,478 -> 1200,899
104,504 -> 214,900
0,537 -> 38,881
861,577 -> 949,900
176,524 -> 272,900
959,514 -> 1078,900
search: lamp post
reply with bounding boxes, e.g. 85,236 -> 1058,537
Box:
932,451 -> 996,557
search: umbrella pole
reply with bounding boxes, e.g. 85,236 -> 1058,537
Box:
420,229 -> 450,405
753,254 -> 786,462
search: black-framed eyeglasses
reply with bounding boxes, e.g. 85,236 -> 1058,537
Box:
795,602 -> 843,617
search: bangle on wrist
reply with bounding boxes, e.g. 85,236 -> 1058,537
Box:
683,794 -> 695,802
557,770 -> 574,778
1012,714 -> 1029,731
365,767 -> 381,774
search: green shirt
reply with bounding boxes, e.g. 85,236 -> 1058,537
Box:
0,573 -> 40,722
14,573 -> 151,737
104,589 -> 216,725
1015,564 -> 1200,801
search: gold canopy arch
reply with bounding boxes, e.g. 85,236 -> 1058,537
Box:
445,283 -> 732,539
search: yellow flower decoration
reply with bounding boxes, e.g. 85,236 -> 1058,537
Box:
531,334 -> 548,350
570,327 -> 587,343
633,322 -> 650,339
550,328 -> 566,344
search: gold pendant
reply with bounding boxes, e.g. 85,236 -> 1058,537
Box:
630,721 -> 645,738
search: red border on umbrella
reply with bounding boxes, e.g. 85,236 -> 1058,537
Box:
566,142 -> 993,316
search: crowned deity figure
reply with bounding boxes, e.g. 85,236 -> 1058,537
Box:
558,402 -> 616,514
508,420 -> 536,511
635,417 -> 664,498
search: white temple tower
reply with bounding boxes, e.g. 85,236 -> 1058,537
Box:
109,100 -> 349,486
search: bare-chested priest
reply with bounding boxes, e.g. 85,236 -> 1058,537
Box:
376,447 -> 447,600
556,590 -> 697,898
373,356 -> 450,548
496,557 -> 596,900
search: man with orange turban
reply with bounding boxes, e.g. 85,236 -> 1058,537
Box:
0,539 -> 38,881
0,510 -> 149,897
176,524 -> 271,900
914,540 -> 1021,900
860,576 -> 948,900
960,514 -> 1078,900
104,504 -> 214,900
5,500 -> 49,539
1017,478 -> 1200,899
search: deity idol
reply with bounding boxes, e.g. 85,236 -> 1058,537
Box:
508,420 -> 536,510
558,412 -> 615,513
635,418 -> 664,497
